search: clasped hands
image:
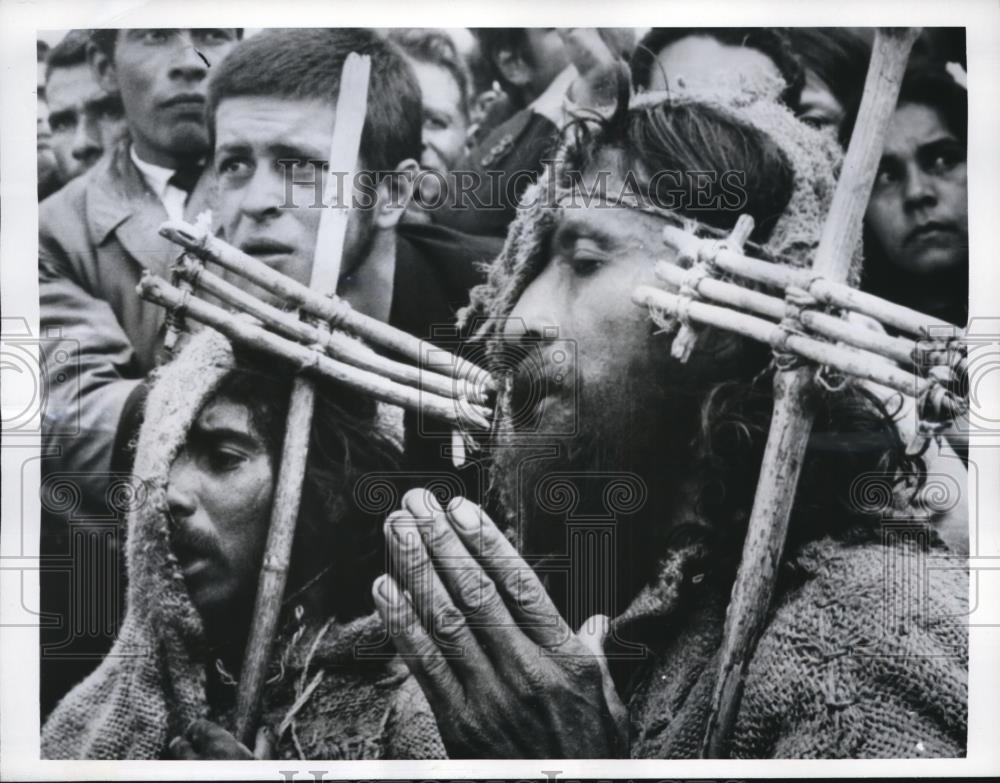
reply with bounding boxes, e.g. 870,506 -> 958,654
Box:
373,489 -> 628,758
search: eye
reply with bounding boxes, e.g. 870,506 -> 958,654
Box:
874,164 -> 901,190
928,148 -> 965,175
48,113 -> 75,133
140,29 -> 171,45
424,113 -> 449,132
563,238 -> 606,277
217,155 -> 252,179
206,447 -> 248,473
196,29 -> 235,46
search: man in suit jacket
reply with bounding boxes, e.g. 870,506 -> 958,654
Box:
38,28 -> 240,715
39,28 -> 241,515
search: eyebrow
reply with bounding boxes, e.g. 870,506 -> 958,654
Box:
186,422 -> 261,451
881,133 -> 963,166
47,108 -> 77,127
84,93 -> 123,115
551,213 -> 615,248
215,140 -> 327,161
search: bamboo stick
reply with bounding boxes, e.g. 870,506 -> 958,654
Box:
633,285 -> 927,397
661,225 -> 962,336
138,274 -> 491,429
173,256 -> 487,405
232,54 -> 366,747
700,28 -> 923,758
159,220 -> 492,393
654,261 -> 920,367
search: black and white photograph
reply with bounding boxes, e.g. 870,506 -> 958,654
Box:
2,0 -> 998,779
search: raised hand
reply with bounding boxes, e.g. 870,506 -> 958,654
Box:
373,490 -> 627,759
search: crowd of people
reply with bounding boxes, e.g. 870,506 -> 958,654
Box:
36,27 -> 969,760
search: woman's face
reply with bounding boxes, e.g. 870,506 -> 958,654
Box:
866,102 -> 968,276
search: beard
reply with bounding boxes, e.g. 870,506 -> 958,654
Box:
486,354 -> 705,624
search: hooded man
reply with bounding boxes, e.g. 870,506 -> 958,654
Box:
41,328 -> 446,760
374,78 -> 968,758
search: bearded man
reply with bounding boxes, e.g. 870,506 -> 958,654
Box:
374,82 -> 969,758
41,329 -> 445,760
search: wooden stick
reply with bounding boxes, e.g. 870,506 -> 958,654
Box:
159,220 -> 492,393
700,27 -> 923,758
174,256 -> 487,405
661,225 -> 962,336
654,262 -> 920,367
233,53 -> 370,746
137,276 -> 491,428
634,285 -> 927,397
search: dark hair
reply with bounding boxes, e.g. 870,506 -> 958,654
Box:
210,353 -> 402,623
843,59 -> 967,146
206,28 -> 422,175
388,28 -> 471,121
690,368 -> 926,570
88,28 -> 243,59
785,27 -> 871,135
559,98 -> 795,244
37,39 -> 50,63
45,30 -> 91,80
630,27 -> 805,110
471,28 -> 529,98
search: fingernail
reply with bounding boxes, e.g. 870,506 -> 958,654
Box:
448,498 -> 480,531
374,575 -> 392,602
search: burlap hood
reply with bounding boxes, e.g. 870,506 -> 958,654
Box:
42,329 -> 238,759
41,329 -> 445,759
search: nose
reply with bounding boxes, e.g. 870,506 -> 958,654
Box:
166,452 -> 199,521
71,115 -> 103,165
903,164 -> 937,211
168,32 -> 209,84
239,165 -> 285,223
502,267 -> 561,345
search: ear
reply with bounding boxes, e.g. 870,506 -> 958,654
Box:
372,159 -> 419,230
87,40 -> 118,94
494,48 -> 532,88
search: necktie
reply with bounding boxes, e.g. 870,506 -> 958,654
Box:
168,163 -> 202,194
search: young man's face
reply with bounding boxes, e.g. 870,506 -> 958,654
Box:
646,35 -> 781,92
46,62 -> 125,180
866,102 -> 968,276
411,59 -> 468,173
97,29 -> 238,168
214,95 -> 380,302
166,395 -> 274,623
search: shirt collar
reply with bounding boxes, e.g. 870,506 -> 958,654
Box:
129,144 -> 175,202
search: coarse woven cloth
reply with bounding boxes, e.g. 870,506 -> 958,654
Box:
41,328 -> 444,759
610,535 -> 968,758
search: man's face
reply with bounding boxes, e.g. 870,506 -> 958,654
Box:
46,63 -> 125,180
866,102 -> 968,275
100,29 -> 238,167
646,35 -> 781,92
411,59 -> 468,173
37,60 -> 59,190
492,166 -> 746,564
166,395 -> 274,623
215,96 -> 378,302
